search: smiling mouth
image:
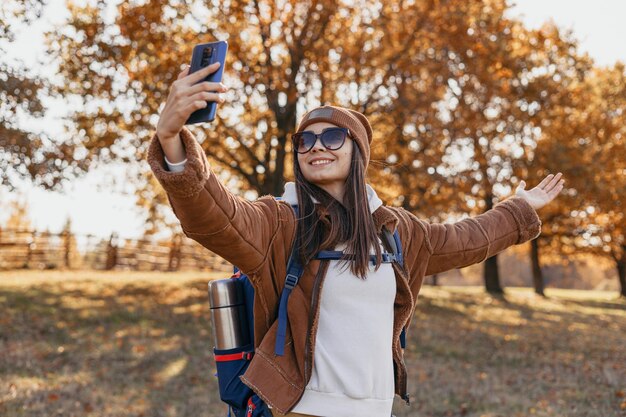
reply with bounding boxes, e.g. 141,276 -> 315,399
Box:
310,159 -> 334,166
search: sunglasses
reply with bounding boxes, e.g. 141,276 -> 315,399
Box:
291,127 -> 350,154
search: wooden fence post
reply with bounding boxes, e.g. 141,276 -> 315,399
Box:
63,229 -> 71,269
105,232 -> 118,270
24,232 -> 35,269
168,234 -> 183,271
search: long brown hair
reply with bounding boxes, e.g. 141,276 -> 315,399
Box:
293,143 -> 382,279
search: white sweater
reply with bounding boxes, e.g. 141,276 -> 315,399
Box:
165,157 -> 396,417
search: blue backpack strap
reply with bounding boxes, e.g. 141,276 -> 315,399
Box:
383,228 -> 407,349
316,250 -> 396,264
381,227 -> 404,268
315,250 -> 344,260
395,229 -> 407,349
392,229 -> 407,348
392,229 -> 403,267
275,204 -> 303,356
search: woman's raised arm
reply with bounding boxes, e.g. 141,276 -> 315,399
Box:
146,63 -> 282,275
148,127 -> 284,275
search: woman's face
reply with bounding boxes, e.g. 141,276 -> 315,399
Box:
296,122 -> 353,199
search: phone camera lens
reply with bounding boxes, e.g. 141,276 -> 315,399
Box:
202,47 -> 214,64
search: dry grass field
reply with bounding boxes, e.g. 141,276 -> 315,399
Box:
1,270 -> 625,417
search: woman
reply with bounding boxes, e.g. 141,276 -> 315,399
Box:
148,63 -> 564,417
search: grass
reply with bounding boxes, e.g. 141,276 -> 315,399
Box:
1,270 -> 625,417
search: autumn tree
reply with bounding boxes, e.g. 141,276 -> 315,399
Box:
0,0 -> 90,190
583,65 -> 626,297
421,11 -> 586,293
541,64 -> 626,297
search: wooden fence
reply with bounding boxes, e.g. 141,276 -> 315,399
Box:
0,228 -> 232,272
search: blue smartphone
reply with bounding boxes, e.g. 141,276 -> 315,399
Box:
185,40 -> 228,125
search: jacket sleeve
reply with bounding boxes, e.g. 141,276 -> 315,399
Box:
420,196 -> 541,276
147,126 -> 281,274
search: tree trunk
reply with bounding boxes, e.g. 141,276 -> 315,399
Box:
484,255 -> 503,294
265,103 -> 297,197
483,193 -> 503,294
272,137 -> 288,196
530,238 -> 545,296
618,245 -> 626,298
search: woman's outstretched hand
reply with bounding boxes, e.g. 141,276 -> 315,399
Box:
515,173 -> 565,210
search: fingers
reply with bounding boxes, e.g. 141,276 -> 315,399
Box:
170,63 -> 227,108
184,61 -> 221,85
177,91 -> 224,117
556,178 -> 565,192
548,181 -> 564,198
537,172 -> 564,190
186,90 -> 225,105
187,80 -> 227,95
546,175 -> 565,197
183,98 -> 211,115
545,172 -> 563,190
537,174 -> 553,189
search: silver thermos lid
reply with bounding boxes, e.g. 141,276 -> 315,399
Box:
208,278 -> 244,308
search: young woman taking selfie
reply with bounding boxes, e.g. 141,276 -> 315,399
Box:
148,62 -> 564,417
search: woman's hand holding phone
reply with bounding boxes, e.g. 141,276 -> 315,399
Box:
155,62 -> 227,162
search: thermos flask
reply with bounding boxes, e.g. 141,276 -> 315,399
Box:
207,279 -> 250,350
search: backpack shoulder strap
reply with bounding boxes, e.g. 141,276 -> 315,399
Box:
381,226 -> 408,348
392,229 -> 403,267
380,226 -> 404,268
275,203 -> 302,356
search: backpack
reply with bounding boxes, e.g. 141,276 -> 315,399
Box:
211,204 -> 407,417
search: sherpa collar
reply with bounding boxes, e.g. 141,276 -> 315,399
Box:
281,181 -> 383,213
280,182 -> 398,233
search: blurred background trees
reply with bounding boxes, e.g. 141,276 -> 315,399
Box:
2,0 -> 624,295
0,0 -> 91,190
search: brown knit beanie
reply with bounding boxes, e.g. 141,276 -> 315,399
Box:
296,105 -> 373,169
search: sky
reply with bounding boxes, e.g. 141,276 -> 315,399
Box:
1,0 -> 625,240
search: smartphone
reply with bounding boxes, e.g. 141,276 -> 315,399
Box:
185,40 -> 228,125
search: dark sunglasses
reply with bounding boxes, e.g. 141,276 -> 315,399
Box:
291,127 -> 350,154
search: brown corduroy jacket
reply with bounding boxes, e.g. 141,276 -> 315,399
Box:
147,126 -> 542,415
